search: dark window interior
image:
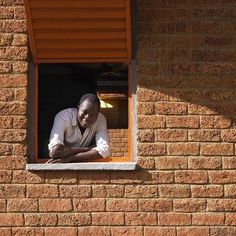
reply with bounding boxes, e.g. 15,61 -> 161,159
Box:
37,63 -> 128,158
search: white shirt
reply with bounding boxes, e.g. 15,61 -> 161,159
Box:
48,108 -> 110,158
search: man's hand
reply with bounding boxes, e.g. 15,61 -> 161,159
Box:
46,156 -> 71,164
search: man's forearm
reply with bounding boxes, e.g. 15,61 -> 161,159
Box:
49,144 -> 90,159
67,149 -> 102,162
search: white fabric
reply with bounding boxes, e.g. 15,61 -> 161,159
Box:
48,108 -> 110,158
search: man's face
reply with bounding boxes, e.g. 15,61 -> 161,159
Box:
77,100 -> 99,128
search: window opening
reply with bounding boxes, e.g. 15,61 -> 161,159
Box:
36,62 -> 130,161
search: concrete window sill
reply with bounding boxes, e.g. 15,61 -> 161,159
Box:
26,162 -> 137,170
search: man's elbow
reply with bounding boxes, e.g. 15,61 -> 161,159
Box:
102,147 -> 111,158
49,147 -> 60,159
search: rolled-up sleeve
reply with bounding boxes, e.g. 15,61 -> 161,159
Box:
92,115 -> 111,158
48,111 -> 67,151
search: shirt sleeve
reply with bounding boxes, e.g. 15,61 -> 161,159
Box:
92,114 -> 111,158
48,110 -> 67,151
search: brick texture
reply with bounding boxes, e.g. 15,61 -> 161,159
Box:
0,0 -> 236,234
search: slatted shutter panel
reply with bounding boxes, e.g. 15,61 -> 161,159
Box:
23,0 -> 132,63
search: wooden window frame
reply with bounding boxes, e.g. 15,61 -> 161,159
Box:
33,62 -> 134,163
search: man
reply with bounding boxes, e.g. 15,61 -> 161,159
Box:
47,93 -> 110,163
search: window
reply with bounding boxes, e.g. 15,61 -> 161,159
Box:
24,0 -> 136,164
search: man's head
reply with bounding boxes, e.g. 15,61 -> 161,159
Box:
77,93 -> 100,128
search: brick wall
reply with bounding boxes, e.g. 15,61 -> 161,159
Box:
0,0 -> 236,235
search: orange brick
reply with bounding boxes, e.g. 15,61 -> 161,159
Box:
159,184 -> 190,198
12,143 -> 27,155
12,228 -> 44,236
137,115 -> 165,129
201,143 -> 233,155
191,185 -> 223,198
7,198 -> 38,212
111,171 -> 143,184
0,129 -> 26,142
0,88 -> 13,101
189,103 -> 220,115
225,185 -> 236,198
13,116 -> 27,129
173,199 -> 206,212
0,184 -> 25,198
59,185 -> 91,198
222,129 -> 236,141
137,102 -> 155,115
125,212 -> 157,225
137,129 -> 154,142
166,116 -> 199,128
12,34 -> 28,46
14,87 -> 27,101
138,143 -> 166,156
144,227 -> 176,236
13,170 -> 44,183
0,156 -> 26,170
177,227 -> 209,236
12,61 -> 28,73
167,143 -> 199,155
223,157 -> 236,169
208,199 -> 236,211
175,171 -> 208,184
27,184 -> 59,198
58,213 -> 91,226
209,170 -> 236,183
189,129 -> 221,141
111,227 -> 143,236
144,171 -> 174,184
44,227 -> 77,236
39,199 -> 72,212
0,117 -> 13,128
139,199 -> 172,212
137,157 -> 155,169
156,129 -> 187,141
200,115 -> 231,128
0,102 -> 27,115
159,213 -> 191,225
73,198 -> 105,212
192,213 -> 225,225
0,170 -> 11,183
210,227 -> 236,236
24,213 -> 57,226
106,199 -> 137,211
156,102 -> 187,115
92,212 -> 124,225
137,88 -> 168,101
0,213 -> 23,226
0,228 -> 12,236
189,156 -> 221,169
92,185 -> 124,197
0,74 -> 27,87
45,171 -> 77,183
3,21 -> 26,34
78,227 -> 110,236
226,213 -> 236,226
125,185 -> 157,198
0,199 -> 6,212
78,171 -> 110,184
156,156 -> 187,169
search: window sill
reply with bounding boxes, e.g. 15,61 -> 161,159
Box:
26,162 -> 137,170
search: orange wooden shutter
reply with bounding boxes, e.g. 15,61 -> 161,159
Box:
23,0 -> 132,63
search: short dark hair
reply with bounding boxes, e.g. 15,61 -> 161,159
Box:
79,93 -> 100,109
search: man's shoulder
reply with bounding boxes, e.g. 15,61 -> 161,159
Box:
97,112 -> 106,122
55,108 -> 77,121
